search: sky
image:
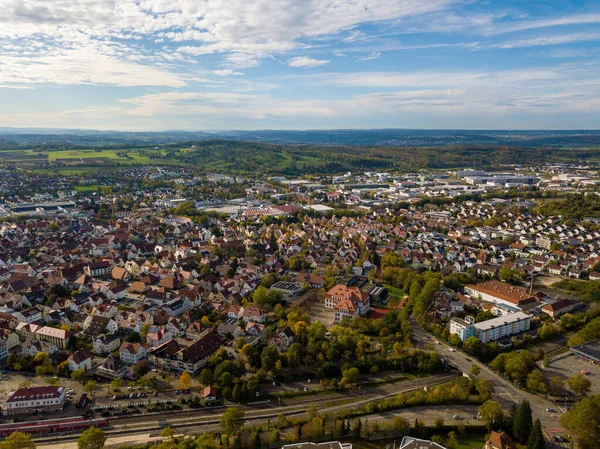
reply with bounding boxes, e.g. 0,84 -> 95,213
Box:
0,0 -> 599,131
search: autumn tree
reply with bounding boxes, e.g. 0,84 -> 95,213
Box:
78,427 -> 106,449
71,368 -> 87,383
478,400 -> 504,430
180,371 -> 192,390
567,373 -> 591,396
84,380 -> 98,397
526,369 -> 547,394
0,431 -> 36,449
220,407 -> 245,435
560,395 -> 600,449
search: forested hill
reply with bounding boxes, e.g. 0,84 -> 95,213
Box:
170,140 -> 600,175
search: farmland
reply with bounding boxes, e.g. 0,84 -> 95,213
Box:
0,147 -> 177,174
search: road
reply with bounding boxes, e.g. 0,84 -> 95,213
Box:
412,321 -> 564,432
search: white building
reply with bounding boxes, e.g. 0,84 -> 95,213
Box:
4,386 -> 66,415
473,312 -> 531,343
119,342 -> 149,365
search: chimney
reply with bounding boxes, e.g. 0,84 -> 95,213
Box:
529,276 -> 534,295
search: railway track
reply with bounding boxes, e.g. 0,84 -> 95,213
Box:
33,373 -> 456,445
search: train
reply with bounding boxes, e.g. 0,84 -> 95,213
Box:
0,416 -> 109,437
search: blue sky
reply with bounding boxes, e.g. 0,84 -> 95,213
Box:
0,0 -> 599,130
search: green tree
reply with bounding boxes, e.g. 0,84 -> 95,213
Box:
0,431 -> 36,449
478,400 -> 504,430
475,378 -> 494,401
527,419 -> 545,449
140,323 -> 151,340
109,378 -> 123,392
77,427 -> 106,449
220,407 -> 245,435
71,368 -> 87,383
512,400 -> 533,443
470,364 -> 481,377
307,402 -> 318,420
526,369 -> 547,394
199,368 -> 213,386
341,367 -> 360,384
126,332 -> 141,343
84,380 -> 98,396
549,376 -> 564,394
160,426 -> 175,441
232,384 -> 242,402
446,431 -> 458,449
567,373 -> 591,396
560,395 -> 600,449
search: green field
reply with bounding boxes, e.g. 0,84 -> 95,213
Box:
0,147 -> 188,175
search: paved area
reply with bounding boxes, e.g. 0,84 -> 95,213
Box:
542,352 -> 600,396
298,293 -> 334,326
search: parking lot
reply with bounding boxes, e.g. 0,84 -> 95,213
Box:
91,398 -> 180,413
542,352 -> 600,396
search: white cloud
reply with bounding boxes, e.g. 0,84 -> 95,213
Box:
5,62 -> 595,130
0,46 -> 186,88
491,32 -> 600,49
287,56 -> 330,68
213,69 -> 244,76
0,0 -> 456,81
357,51 -> 381,61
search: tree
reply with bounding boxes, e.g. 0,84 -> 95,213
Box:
446,431 -> 458,449
527,419 -> 545,449
512,400 -> 533,443
78,427 -> 106,449
180,371 -> 192,390
478,400 -> 504,430
126,332 -> 141,343
567,373 -> 591,396
549,375 -> 564,394
71,368 -> 87,383
341,367 -> 360,384
260,346 -> 279,371
160,426 -> 175,441
526,369 -> 547,394
0,431 -> 36,449
475,378 -> 494,401
470,364 -> 481,377
232,384 -> 242,402
84,380 -> 98,397
220,407 -> 245,435
140,323 -> 151,340
199,368 -> 213,386
110,378 -> 123,392
560,395 -> 600,449
134,360 -> 150,378
33,352 -> 49,365
307,402 -> 318,420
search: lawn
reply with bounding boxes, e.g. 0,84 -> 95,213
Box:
454,433 -> 487,449
73,185 -> 101,192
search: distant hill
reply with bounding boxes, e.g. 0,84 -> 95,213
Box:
165,140 -> 600,175
0,128 -> 599,148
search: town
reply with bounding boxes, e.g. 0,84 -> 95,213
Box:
0,161 -> 597,449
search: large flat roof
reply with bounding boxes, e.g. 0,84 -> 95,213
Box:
570,339 -> 600,362
474,311 -> 530,331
